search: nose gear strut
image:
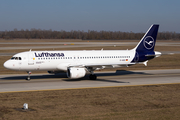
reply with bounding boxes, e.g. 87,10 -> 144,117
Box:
26,71 -> 31,80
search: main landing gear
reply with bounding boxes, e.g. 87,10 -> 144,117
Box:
26,71 -> 31,81
86,67 -> 97,80
89,74 -> 97,80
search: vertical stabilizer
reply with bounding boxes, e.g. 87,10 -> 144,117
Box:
134,24 -> 159,52
132,24 -> 159,63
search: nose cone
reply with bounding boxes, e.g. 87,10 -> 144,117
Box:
4,60 -> 11,69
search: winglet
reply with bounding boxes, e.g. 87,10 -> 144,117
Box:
143,60 -> 148,66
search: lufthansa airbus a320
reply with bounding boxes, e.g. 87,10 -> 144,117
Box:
4,24 -> 161,80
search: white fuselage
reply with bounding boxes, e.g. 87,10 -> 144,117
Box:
4,50 -> 135,71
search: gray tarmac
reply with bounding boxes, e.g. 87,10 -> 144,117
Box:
1,41 -> 180,50
1,41 -> 180,56
0,69 -> 180,93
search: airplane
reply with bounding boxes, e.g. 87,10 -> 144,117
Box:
3,24 -> 161,80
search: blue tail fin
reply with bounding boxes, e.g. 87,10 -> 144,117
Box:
132,24 -> 159,62
134,24 -> 159,52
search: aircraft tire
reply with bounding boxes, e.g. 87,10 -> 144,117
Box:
89,74 -> 97,80
26,77 -> 30,81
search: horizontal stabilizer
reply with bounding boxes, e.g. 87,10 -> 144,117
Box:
145,54 -> 156,57
145,51 -> 162,58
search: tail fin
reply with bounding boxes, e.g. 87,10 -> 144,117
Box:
132,24 -> 159,63
134,24 -> 159,52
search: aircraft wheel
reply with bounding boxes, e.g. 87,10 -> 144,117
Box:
26,76 -> 30,81
89,74 -> 97,80
26,71 -> 31,81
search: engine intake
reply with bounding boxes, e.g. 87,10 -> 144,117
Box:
67,67 -> 86,79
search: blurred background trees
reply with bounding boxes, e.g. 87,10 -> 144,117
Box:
0,29 -> 179,40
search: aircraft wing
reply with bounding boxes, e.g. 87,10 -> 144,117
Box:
69,63 -> 136,70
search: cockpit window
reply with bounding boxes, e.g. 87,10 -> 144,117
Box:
11,57 -> 22,60
11,57 -> 15,60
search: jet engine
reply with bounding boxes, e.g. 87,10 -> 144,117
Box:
67,67 -> 86,79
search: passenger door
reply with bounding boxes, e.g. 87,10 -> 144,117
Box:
28,51 -> 34,65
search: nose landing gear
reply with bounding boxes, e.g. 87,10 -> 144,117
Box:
26,71 -> 31,81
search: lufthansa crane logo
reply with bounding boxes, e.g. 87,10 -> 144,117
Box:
143,36 -> 154,50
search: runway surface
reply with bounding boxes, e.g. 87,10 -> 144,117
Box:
0,69 -> 180,93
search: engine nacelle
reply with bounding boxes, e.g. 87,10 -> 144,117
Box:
67,67 -> 86,79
